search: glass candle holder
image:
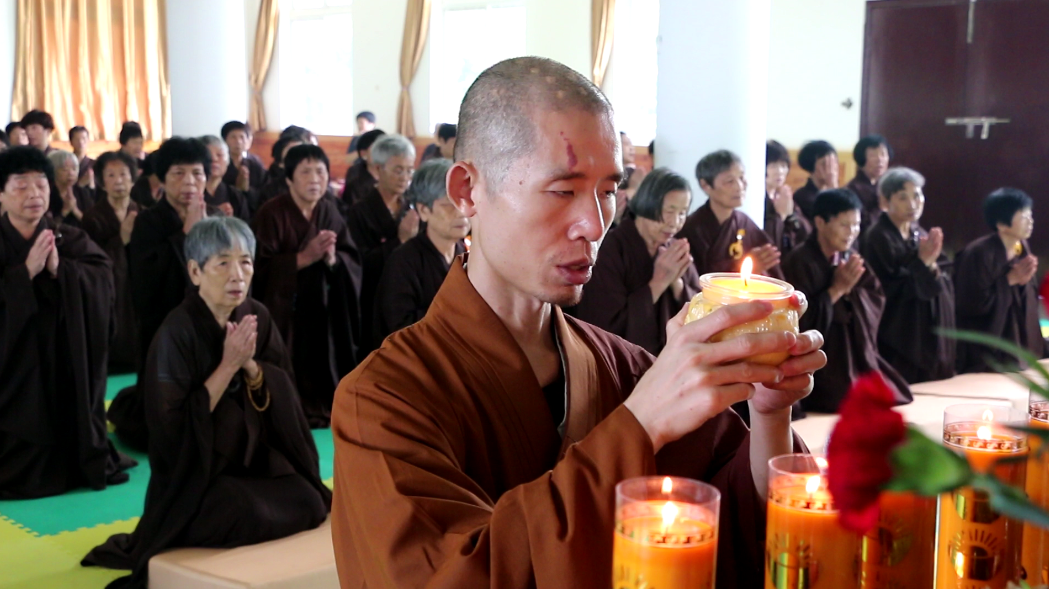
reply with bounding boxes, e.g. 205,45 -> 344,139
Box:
1024,391 -> 1049,585
937,404 -> 1028,589
685,273 -> 807,365
859,491 -> 936,589
766,454 -> 859,589
613,476 -> 720,589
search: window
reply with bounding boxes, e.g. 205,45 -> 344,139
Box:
429,0 -> 527,129
279,0 -> 354,135
610,0 -> 658,145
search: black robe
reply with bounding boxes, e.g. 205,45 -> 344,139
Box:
676,201 -> 784,279
129,175 -> 160,210
82,198 -> 141,372
82,294 -> 331,589
846,170 -> 882,242
223,153 -> 266,215
372,233 -> 464,346
341,158 -> 376,209
252,193 -> 363,428
78,155 -> 95,183
0,214 -> 133,498
764,194 -> 811,256
205,182 -> 251,222
575,217 -> 700,355
782,235 -> 911,413
862,214 -> 956,383
257,167 -> 288,213
793,178 -> 821,222
954,234 -> 1048,372
49,185 -> 96,229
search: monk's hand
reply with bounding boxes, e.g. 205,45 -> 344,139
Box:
751,244 -> 781,274
25,229 -> 55,279
120,210 -> 138,245
771,184 -> 794,219
182,196 -> 207,235
1008,254 -> 1038,286
236,164 -> 251,192
625,301 -> 796,453
46,241 -> 59,277
218,202 -> 235,217
829,253 -> 865,301
650,239 -> 691,303
298,230 -> 337,269
918,227 -> 944,266
398,207 -> 420,244
221,318 -> 256,372
749,330 -> 825,415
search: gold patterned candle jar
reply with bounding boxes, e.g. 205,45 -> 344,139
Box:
937,404 -> 1028,589
1023,393 -> 1049,585
685,258 -> 807,366
859,491 -> 936,589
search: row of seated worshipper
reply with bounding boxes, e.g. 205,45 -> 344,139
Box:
573,143 -> 1047,421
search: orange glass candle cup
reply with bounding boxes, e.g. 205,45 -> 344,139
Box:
685,262 -> 807,366
859,490 -> 936,589
765,454 -> 859,589
1023,394 -> 1049,586
613,476 -> 720,589
938,404 -> 1028,589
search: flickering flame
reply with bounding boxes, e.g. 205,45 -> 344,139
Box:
977,426 -> 993,441
661,477 -> 673,495
815,457 -> 828,470
661,501 -> 680,530
741,256 -> 754,287
982,409 -> 995,422
805,475 -> 821,495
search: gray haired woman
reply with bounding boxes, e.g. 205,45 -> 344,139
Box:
47,149 -> 94,226
85,216 -> 331,587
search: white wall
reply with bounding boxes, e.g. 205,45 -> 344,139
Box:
525,0 -> 591,79
0,0 -> 16,123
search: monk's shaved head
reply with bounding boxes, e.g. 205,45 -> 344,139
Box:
455,56 -> 614,186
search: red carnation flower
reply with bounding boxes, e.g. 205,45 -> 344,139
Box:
1041,272 -> 1049,318
826,372 -> 907,533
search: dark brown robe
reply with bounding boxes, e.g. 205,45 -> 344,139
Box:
846,170 -> 882,242
341,158 -> 376,208
78,155 -> 94,182
204,182 -> 250,222
83,294 -> 331,589
252,193 -> 363,428
575,217 -> 700,355
764,194 -> 811,256
371,232 -> 463,345
331,257 -> 805,589
82,197 -> 140,371
49,184 -> 96,228
782,235 -> 911,413
793,178 -> 820,222
222,152 -> 266,190
0,214 -> 133,498
345,186 -> 405,257
862,214 -> 956,383
128,175 -> 159,210
954,234 -> 1048,373
676,201 -> 784,279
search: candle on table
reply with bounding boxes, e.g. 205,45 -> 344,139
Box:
937,404 -> 1028,589
765,454 -> 859,589
613,476 -> 719,589
859,490 -> 936,589
685,257 -> 807,365
1023,394 -> 1049,585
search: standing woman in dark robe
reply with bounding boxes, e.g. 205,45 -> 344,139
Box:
84,217 -> 331,589
128,152 -> 162,209
955,188 -> 1047,372
220,121 -> 266,193
862,167 -> 955,383
793,140 -> 839,221
47,150 -> 95,228
764,140 -> 810,256
82,152 -> 140,373
676,149 -> 783,278
782,188 -> 911,413
118,122 -> 146,178
847,135 -> 892,241
341,129 -> 385,208
252,144 -> 362,428
69,126 -> 95,189
346,134 -> 420,258
0,147 -> 134,498
576,167 -> 699,355
201,135 -> 250,221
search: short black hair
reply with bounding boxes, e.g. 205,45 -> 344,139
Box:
93,151 -> 139,183
437,123 -> 457,141
798,140 -> 836,173
648,139 -> 654,158
356,129 -> 386,155
280,125 -> 311,142
271,135 -> 305,165
153,137 -> 212,182
284,144 -> 330,178
356,111 -> 376,123
853,135 -> 893,167
69,126 -> 89,141
695,149 -> 742,188
220,121 -> 252,140
21,109 -> 55,131
812,188 -> 862,222
629,167 -> 691,222
984,187 -> 1033,230
766,140 -> 791,168
141,151 -> 157,177
4,122 -> 23,136
0,146 -> 54,190
119,121 -> 143,145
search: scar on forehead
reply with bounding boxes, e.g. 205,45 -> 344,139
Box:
559,131 -> 578,169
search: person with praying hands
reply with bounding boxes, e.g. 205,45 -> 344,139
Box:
21,110 -> 55,155
220,121 -> 266,195
764,140 -> 810,256
69,126 -> 95,189
119,122 -> 146,175
341,128 -> 385,208
47,150 -> 95,228
345,133 -> 419,258
201,135 -> 250,221
847,135 -> 893,239
793,140 -> 839,221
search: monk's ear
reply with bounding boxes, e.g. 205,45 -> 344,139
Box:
187,260 -> 204,287
698,178 -> 714,195
814,216 -> 826,234
447,161 -> 479,217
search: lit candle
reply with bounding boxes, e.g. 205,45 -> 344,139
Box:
613,476 -> 719,589
859,490 -> 936,589
937,405 -> 1028,589
765,454 -> 859,589
685,257 -> 807,365
1023,394 -> 1049,586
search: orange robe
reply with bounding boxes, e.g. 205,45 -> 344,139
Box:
331,258 -> 796,589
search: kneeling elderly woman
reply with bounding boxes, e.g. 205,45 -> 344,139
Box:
84,216 -> 331,589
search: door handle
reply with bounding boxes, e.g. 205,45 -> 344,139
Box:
946,117 -> 1011,139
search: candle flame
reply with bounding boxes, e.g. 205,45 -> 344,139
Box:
815,457 -> 828,470
661,476 -> 673,495
982,409 -> 995,422
977,426 -> 993,441
805,475 -> 821,494
741,257 -> 754,287
661,500 -> 679,530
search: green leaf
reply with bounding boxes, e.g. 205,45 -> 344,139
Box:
885,426 -> 974,495
973,473 -> 1049,530
939,328 -> 1049,387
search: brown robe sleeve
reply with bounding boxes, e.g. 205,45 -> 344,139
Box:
251,205 -> 302,339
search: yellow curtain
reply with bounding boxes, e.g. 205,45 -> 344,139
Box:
591,0 -> 616,88
397,0 -> 431,138
12,0 -> 170,141
249,0 -> 279,132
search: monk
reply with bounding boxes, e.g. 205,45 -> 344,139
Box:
5,122 -> 28,146
847,134 -> 892,239
84,217 -> 331,589
201,135 -> 250,221
69,126 -> 95,188
220,121 -> 266,193
793,140 -> 839,221
862,167 -> 955,383
118,122 -> 146,176
782,188 -> 910,413
82,152 -> 140,372
48,150 -> 95,228
22,109 -> 56,154
764,140 -> 810,256
955,188 -> 1048,372
109,137 -> 221,450
129,152 -> 162,209
345,133 -> 420,257
341,128 -> 385,208
676,149 -> 783,278
256,134 -> 305,211
576,167 -> 699,355
330,56 -> 825,589
371,158 -> 468,347
252,144 -> 362,428
0,146 -> 133,498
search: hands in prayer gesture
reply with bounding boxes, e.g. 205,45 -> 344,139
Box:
770,184 -> 795,219
830,253 -> 865,302
650,238 -> 692,303
236,164 -> 251,192
1009,254 -> 1039,286
182,195 -> 207,235
398,207 -> 420,244
221,315 -> 258,374
918,227 -> 944,266
299,230 -> 338,269
25,229 -> 59,279
119,210 -> 138,245
750,244 -> 782,275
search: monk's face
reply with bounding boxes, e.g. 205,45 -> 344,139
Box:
9,127 -> 28,146
54,157 -> 79,189
1001,207 -> 1034,241
863,145 -> 890,181
816,209 -> 861,253
636,189 -> 691,248
207,143 -> 229,179
0,171 -> 50,226
454,109 -> 621,306
189,246 -> 254,310
102,161 -> 133,199
122,137 -> 144,157
163,163 -> 207,211
226,130 -> 251,156
703,162 -> 747,210
25,124 -> 50,151
766,161 -> 788,193
376,155 -> 414,198
420,195 -> 470,243
287,159 -> 329,205
70,130 -> 89,154
883,182 -> 924,227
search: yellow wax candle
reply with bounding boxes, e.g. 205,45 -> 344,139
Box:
1022,401 -> 1049,586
